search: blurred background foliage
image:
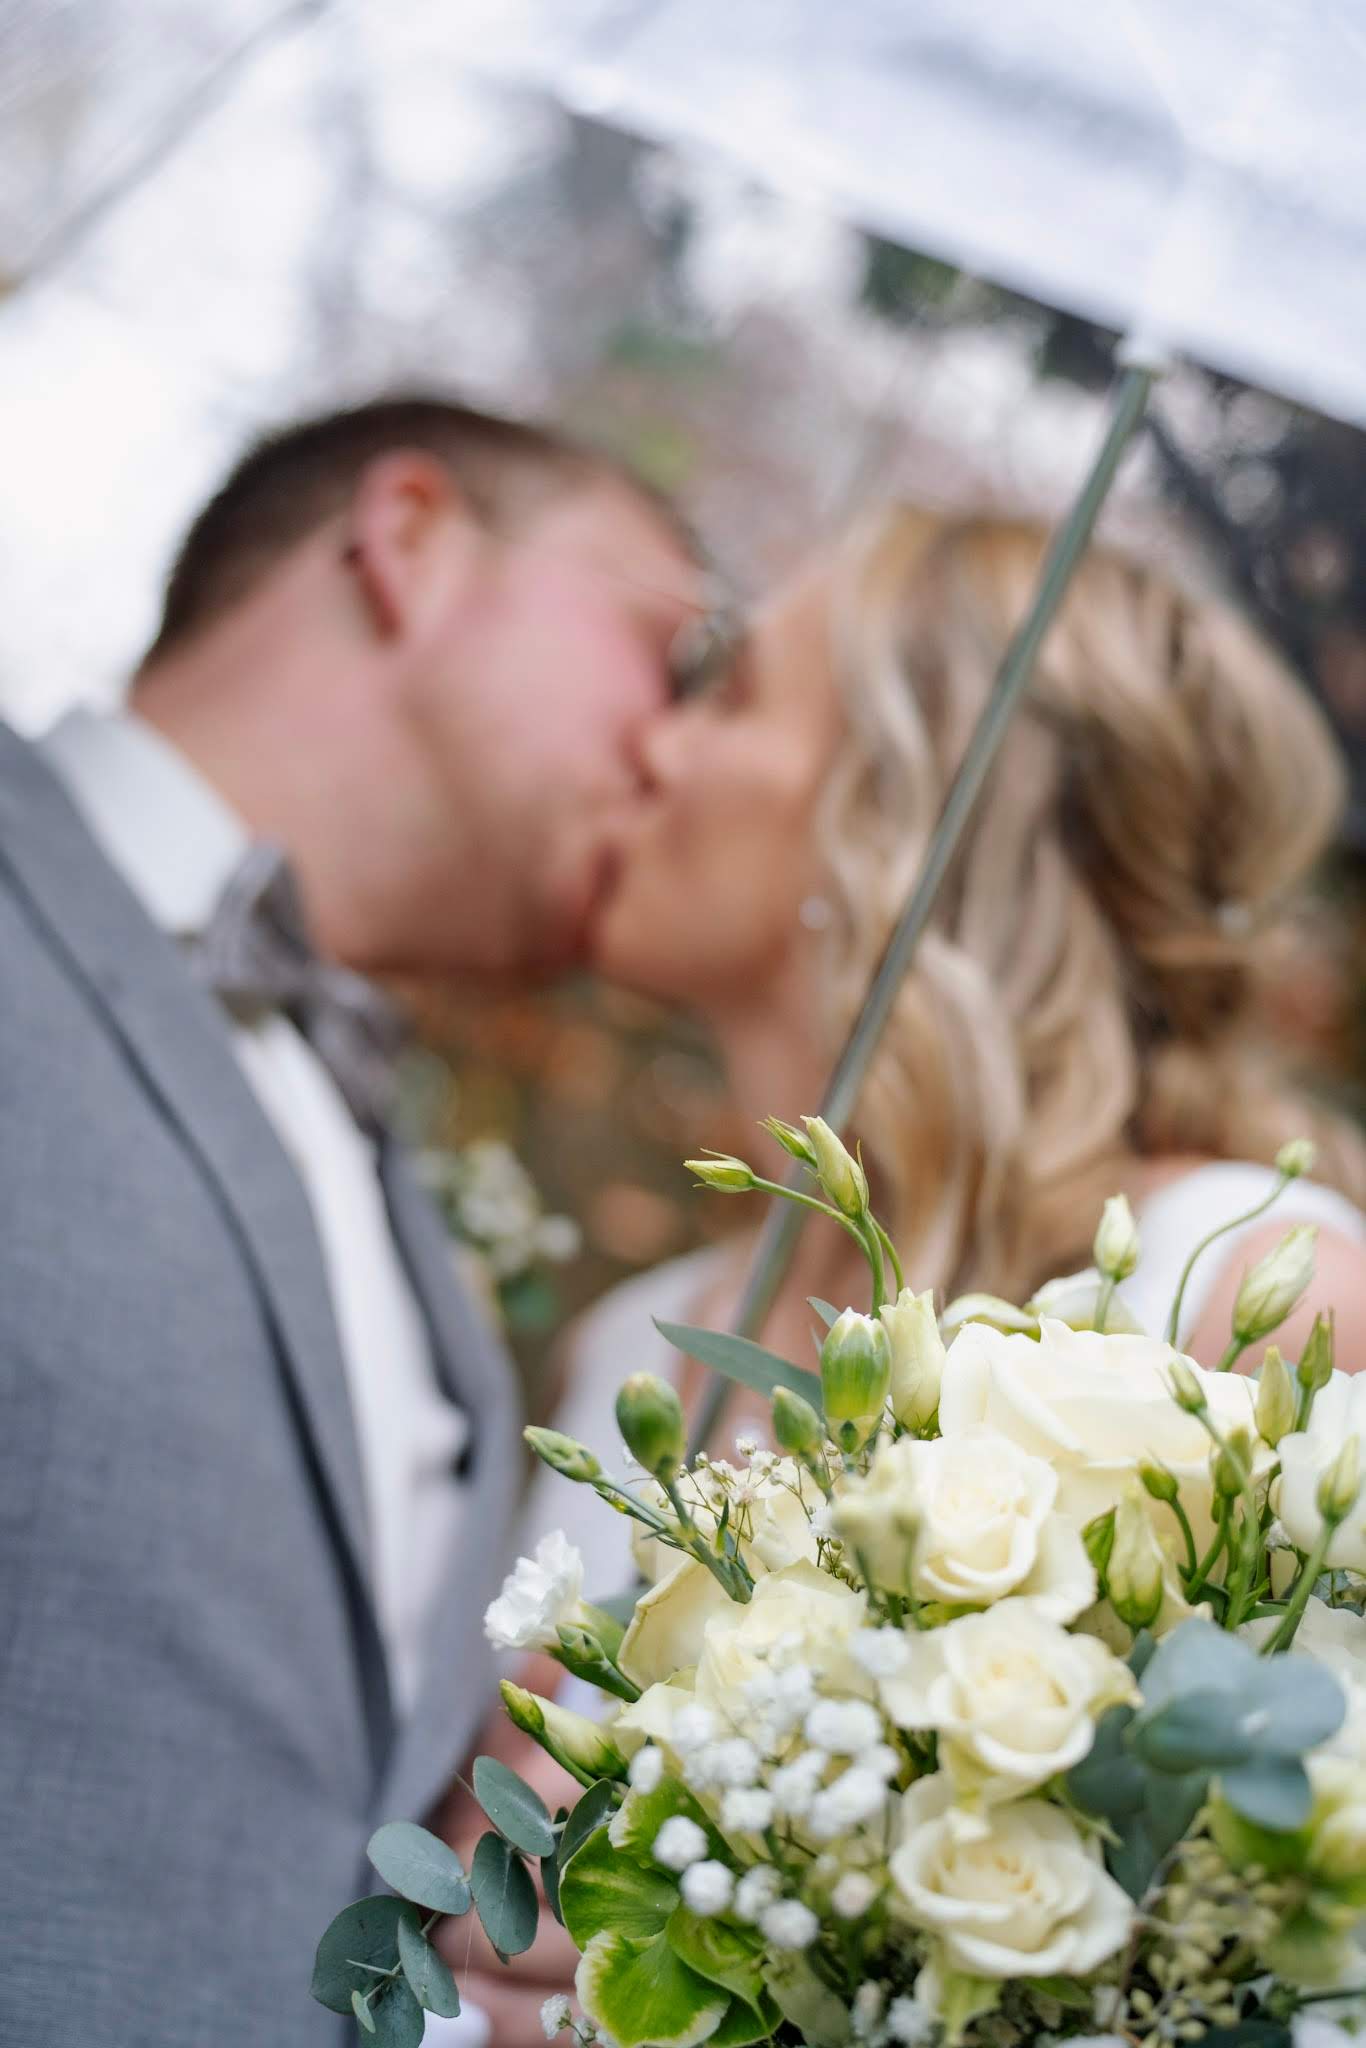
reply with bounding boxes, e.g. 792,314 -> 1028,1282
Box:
2,3 -> 1362,1404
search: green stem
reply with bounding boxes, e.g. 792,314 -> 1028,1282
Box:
1184,1499 -> 1234,1607
1094,1274 -> 1116,1334
859,1220 -> 887,1315
1166,1495 -> 1199,1580
874,1221 -> 905,1296
1264,1526 -> 1337,1653
1215,1335 -> 1249,1375
1164,1174 -> 1289,1345
749,1178 -> 869,1253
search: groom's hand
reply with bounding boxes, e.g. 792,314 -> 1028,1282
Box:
431,1659 -> 583,2045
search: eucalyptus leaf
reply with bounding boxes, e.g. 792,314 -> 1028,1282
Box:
654,1319 -> 822,1407
1108,1815 -> 1162,1901
472,1754 -> 557,1857
1132,1689 -> 1258,1772
1219,1755 -> 1313,1832
543,1807 -> 568,1926
397,1905 -> 461,2018
1138,1618 -> 1256,1713
1067,1707 -> 1145,1821
311,1896 -> 405,2015
367,1821 -> 471,1915
559,1779 -> 620,1872
352,1990 -> 377,2035
369,1976 -> 425,2048
471,1830 -> 539,1957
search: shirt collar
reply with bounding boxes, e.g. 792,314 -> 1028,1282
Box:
37,704 -> 249,937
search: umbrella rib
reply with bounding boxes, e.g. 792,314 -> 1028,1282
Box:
686,360 -> 1156,1461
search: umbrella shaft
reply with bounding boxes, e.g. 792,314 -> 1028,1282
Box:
687,362 -> 1155,1460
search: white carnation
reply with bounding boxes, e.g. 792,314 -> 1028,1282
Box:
653,1816 -> 708,1871
721,1787 -> 775,1834
831,1872 -> 878,1918
759,1899 -> 820,1950
734,1866 -> 782,1922
804,1698 -> 883,1756
681,1859 -> 735,1916
628,1746 -> 665,1794
484,1531 -> 585,1651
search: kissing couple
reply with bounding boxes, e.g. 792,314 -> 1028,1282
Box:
3,393 -> 1363,2046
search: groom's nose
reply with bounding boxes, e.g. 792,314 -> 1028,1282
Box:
629,702 -> 691,796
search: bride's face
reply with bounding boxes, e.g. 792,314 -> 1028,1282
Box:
588,560 -> 843,1006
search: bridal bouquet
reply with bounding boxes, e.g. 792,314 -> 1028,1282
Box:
315,1119 -> 1366,2048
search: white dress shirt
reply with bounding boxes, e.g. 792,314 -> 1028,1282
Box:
39,705 -> 468,1716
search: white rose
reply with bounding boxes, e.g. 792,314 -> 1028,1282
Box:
1276,1374 -> 1366,1573
940,1318 -> 1266,1551
878,1602 -> 1137,1806
484,1530 -> 588,1651
1241,1597 -> 1366,1763
620,1465 -> 819,1689
890,1774 -> 1133,1979
833,1425 -> 1094,1622
693,1560 -> 868,1713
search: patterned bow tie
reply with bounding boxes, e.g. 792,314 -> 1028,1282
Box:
189,842 -> 410,1134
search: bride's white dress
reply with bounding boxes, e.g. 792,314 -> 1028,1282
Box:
519,1162 -> 1366,1602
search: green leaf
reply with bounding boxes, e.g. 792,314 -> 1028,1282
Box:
370,1977 -> 425,2048
352,1990 -> 377,2034
1022,1977 -> 1095,2011
1109,1815 -> 1163,1901
589,1587 -> 643,1630
471,1831 -> 540,1957
559,1824 -> 679,1949
577,1928 -> 728,2048
1138,1618 -> 1256,1712
1219,1756 -> 1313,1832
311,1896 -> 405,2015
654,1319 -> 822,1408
1143,1767 -> 1207,1860
397,1904 -> 461,2018
666,1907 -> 766,2018
808,1298 -> 840,1329
559,1779 -> 620,1872
707,1993 -> 781,2046
605,1777 -> 717,1862
473,1754 -> 557,1857
367,1821 -> 471,1915
1199,2027 -> 1292,2048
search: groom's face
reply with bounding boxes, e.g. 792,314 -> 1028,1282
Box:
410,478 -> 708,975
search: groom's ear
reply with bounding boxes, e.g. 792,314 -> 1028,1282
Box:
343,451 -> 479,644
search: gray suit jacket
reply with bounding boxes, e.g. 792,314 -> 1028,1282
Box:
0,723 -> 523,2044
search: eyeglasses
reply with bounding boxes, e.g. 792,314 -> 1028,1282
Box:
343,531 -> 746,702
665,574 -> 747,703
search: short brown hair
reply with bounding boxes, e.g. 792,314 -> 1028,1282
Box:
142,394 -> 609,664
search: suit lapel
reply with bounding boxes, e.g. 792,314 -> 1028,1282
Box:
376,1141 -> 524,1820
0,727 -> 389,1738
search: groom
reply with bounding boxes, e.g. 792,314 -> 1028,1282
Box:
0,397 -> 713,2044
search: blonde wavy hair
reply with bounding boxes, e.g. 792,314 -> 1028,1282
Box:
816,506 -> 1366,1300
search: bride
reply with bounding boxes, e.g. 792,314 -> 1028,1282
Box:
522,505 -> 1366,1591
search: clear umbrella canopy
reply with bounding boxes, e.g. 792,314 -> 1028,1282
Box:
469,0 -> 1366,429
